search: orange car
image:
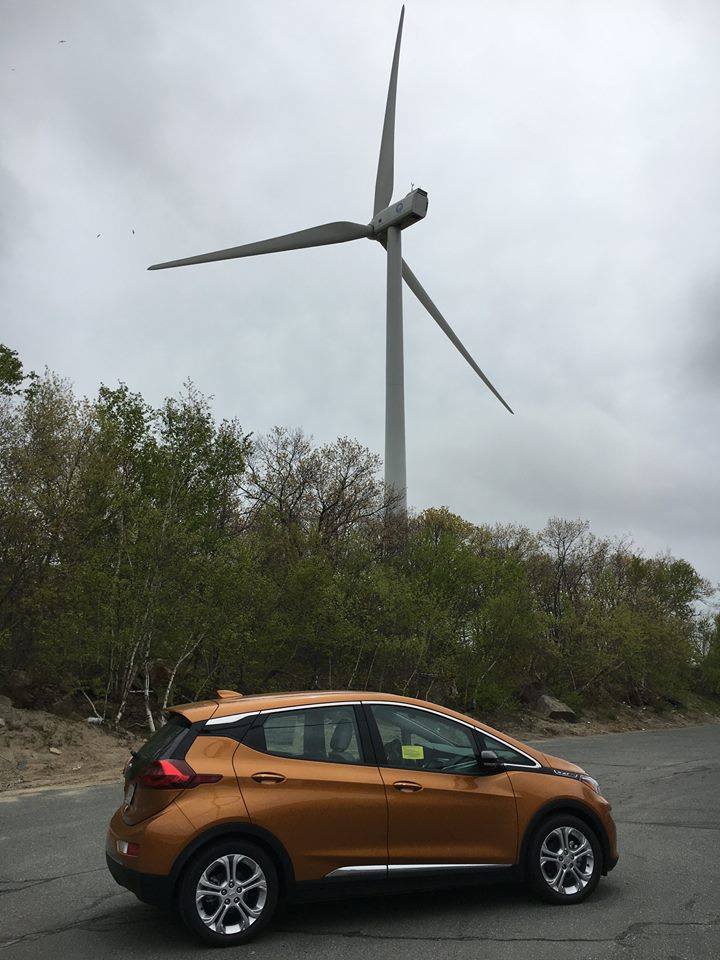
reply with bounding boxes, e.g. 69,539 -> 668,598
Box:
106,690 -> 618,945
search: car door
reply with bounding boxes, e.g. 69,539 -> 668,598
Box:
365,702 -> 517,867
232,703 -> 387,882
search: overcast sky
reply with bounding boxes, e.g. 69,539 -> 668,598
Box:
2,0 -> 719,585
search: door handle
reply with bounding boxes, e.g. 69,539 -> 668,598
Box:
251,772 -> 286,784
393,780 -> 422,793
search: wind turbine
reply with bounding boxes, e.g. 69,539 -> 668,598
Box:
149,5 -> 513,513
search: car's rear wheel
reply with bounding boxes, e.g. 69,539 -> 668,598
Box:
527,814 -> 602,903
178,840 -> 278,946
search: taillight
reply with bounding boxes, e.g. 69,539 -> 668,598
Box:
136,758 -> 221,790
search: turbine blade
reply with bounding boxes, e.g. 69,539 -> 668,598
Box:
148,221 -> 371,271
402,259 -> 514,414
373,6 -> 405,216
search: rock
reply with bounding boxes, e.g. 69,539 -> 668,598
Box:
536,694 -> 578,722
86,716 -> 104,725
0,696 -> 20,728
0,717 -> 6,728
5,671 -> 32,706
49,746 -> 62,755
516,683 -> 542,706
50,694 -> 79,718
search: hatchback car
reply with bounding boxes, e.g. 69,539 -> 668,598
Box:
107,690 -> 618,945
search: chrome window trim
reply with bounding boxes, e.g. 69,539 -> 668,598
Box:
206,710 -> 259,726
258,701 -> 359,716
206,701 -> 355,727
361,700 -> 541,769
324,863 -> 512,879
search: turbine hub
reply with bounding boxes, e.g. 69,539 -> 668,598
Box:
370,188 -> 428,236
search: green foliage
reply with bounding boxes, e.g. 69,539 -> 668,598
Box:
697,615 -> 720,695
0,344 -> 26,397
0,353 -> 717,728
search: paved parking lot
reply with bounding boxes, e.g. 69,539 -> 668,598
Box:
1,723 -> 718,959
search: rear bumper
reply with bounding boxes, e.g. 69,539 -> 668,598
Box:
106,853 -> 173,908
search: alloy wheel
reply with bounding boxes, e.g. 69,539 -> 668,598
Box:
195,853 -> 268,935
539,825 -> 595,895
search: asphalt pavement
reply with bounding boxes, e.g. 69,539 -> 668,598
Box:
1,723 -> 718,959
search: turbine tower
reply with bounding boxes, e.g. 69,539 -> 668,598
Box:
149,6 -> 513,513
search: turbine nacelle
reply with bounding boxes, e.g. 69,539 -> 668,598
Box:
370,188 -> 428,236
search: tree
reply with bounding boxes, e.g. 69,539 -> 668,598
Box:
0,344 -> 26,397
1,348 -> 717,728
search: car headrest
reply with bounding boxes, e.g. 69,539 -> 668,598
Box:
330,720 -> 353,752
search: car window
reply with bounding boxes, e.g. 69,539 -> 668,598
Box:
479,731 -> 537,767
126,712 -> 191,780
135,713 -> 188,760
369,704 -> 481,775
245,705 -> 363,765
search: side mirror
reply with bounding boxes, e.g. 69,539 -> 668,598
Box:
480,749 -> 502,769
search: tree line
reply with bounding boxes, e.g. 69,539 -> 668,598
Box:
1,344 -> 718,730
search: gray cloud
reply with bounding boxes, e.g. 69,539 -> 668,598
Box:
2,0 -> 719,582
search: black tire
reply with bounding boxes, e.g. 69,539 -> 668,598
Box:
178,840 -> 278,946
527,814 -> 603,904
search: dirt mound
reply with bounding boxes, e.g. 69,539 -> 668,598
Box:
0,695 -> 140,793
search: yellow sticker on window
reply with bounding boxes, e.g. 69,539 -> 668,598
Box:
401,744 -> 424,760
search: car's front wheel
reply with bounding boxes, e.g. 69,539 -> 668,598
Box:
178,840 -> 278,946
527,814 -> 602,903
